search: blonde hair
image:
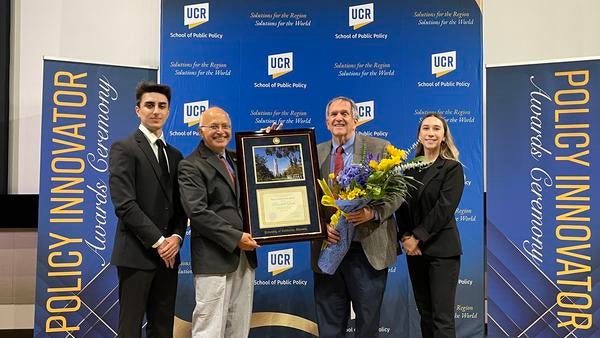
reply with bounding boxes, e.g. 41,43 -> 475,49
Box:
415,113 -> 459,160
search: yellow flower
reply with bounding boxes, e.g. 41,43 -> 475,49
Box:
369,160 -> 378,170
328,172 -> 335,179
386,145 -> 407,161
387,145 -> 400,156
348,187 -> 366,199
339,187 -> 366,200
377,158 -> 394,171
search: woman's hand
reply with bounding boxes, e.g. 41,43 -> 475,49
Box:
402,235 -> 422,256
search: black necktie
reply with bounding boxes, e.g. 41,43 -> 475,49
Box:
156,139 -> 171,184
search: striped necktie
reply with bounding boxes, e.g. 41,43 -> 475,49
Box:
219,154 -> 235,183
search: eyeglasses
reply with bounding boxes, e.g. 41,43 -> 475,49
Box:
200,124 -> 232,131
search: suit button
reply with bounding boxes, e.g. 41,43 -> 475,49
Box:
164,207 -> 169,211
163,227 -> 167,230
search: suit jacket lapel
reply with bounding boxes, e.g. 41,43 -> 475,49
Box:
199,142 -> 237,195
226,150 -> 241,198
417,157 -> 445,201
166,146 -> 178,178
352,134 -> 365,164
135,130 -> 171,201
318,140 -> 332,179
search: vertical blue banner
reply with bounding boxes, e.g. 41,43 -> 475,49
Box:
34,59 -> 156,337
487,59 -> 599,337
161,1 -> 483,337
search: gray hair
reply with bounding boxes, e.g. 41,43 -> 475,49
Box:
325,96 -> 359,120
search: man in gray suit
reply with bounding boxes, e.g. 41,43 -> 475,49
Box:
178,107 -> 259,338
312,96 -> 404,338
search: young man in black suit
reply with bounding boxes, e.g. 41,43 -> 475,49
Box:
109,82 -> 187,338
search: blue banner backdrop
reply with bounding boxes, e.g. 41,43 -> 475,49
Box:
161,1 -> 483,337
34,59 -> 156,336
487,59 -> 599,337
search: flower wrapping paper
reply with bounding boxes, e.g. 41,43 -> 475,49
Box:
317,198 -> 370,274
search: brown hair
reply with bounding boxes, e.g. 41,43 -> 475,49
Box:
415,113 -> 459,160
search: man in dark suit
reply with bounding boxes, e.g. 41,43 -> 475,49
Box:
109,82 -> 187,338
178,106 -> 259,337
312,96 -> 404,338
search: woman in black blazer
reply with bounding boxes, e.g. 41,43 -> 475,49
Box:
396,113 -> 464,338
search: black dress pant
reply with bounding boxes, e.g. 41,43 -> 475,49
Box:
407,255 -> 460,338
117,264 -> 178,338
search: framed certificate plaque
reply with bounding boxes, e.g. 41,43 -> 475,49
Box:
235,128 -> 326,244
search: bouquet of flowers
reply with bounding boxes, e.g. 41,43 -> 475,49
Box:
317,144 -> 426,274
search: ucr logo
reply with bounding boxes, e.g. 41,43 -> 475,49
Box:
431,51 -> 457,78
268,52 -> 294,79
183,100 -> 209,126
184,3 -> 209,29
356,100 -> 374,126
349,3 -> 374,30
268,248 -> 293,276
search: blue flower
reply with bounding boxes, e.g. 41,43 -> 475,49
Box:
336,164 -> 372,189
